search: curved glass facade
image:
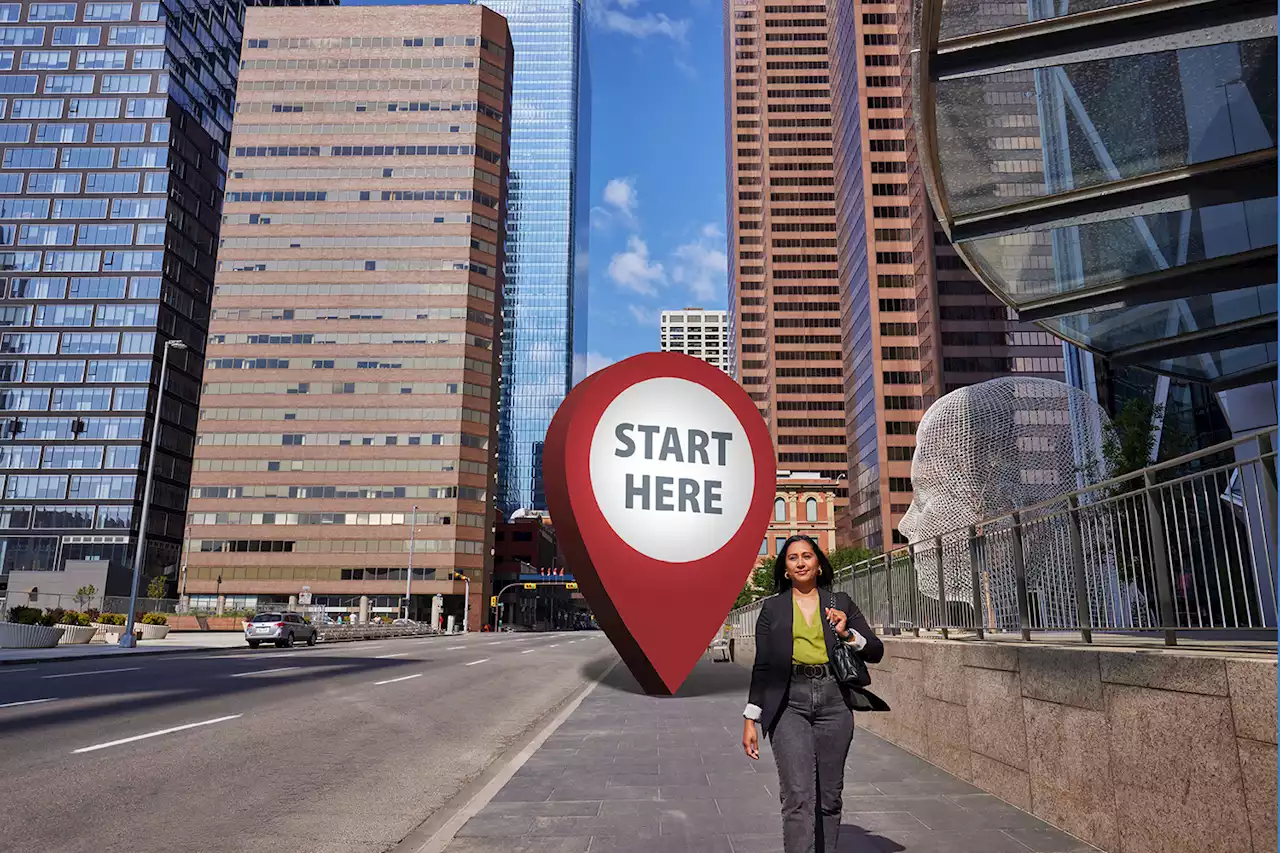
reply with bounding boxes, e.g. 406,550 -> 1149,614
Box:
477,0 -> 589,516
913,0 -> 1277,390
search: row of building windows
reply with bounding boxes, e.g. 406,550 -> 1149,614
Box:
243,35 -> 496,52
0,170 -> 166,195
193,538 -> 486,555
204,359 -> 491,378
197,430 -> 489,448
0,302 -> 158,326
220,259 -> 494,276
193,457 -> 489,479
238,100 -> 502,120
210,284 -> 493,304
227,165 -> 499,186
0,503 -> 132,529
225,189 -> 498,208
0,121 -> 168,148
0,330 -> 154,355
199,383 -> 492,405
0,357 -> 150,383
0,442 -> 138,467
218,236 -> 497,255
190,511 -> 486,529
191,484 -> 486,502
2,4 -> 152,24
1,471 -> 134,499
3,223 -> 165,247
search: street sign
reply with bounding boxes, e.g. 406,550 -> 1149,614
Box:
522,583 -> 537,590
299,586 -> 311,606
544,352 -> 774,695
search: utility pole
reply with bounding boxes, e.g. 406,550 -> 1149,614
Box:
404,505 -> 417,619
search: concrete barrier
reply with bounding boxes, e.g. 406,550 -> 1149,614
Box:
734,634 -> 1277,853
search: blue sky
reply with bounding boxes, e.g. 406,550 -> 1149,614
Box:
343,0 -> 728,376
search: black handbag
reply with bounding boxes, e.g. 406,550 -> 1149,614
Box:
827,594 -> 872,688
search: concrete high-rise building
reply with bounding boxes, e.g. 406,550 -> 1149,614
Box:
0,0 -> 244,596
660,307 -> 729,373
827,0 -> 1065,549
724,0 -> 848,491
476,0 -> 589,519
184,4 -> 512,628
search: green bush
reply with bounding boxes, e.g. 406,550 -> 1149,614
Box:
96,612 -> 126,626
141,612 -> 168,626
6,605 -> 47,626
53,609 -> 91,627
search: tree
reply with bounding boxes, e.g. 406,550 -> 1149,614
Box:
73,584 -> 96,611
146,575 -> 167,600
732,558 -> 776,610
826,546 -> 878,573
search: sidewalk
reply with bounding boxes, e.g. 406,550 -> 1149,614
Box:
442,660 -> 1097,853
0,630 -> 246,665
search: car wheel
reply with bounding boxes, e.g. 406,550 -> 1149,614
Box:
306,631 -> 317,646
248,640 -> 260,648
284,632 -> 295,648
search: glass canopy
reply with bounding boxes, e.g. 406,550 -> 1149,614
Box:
913,0 -> 1278,390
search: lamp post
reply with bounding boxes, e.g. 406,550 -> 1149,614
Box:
404,505 -> 417,619
120,339 -> 186,648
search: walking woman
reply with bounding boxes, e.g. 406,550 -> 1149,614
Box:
741,534 -> 887,853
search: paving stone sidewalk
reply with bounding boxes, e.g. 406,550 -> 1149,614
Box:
443,659 -> 1098,853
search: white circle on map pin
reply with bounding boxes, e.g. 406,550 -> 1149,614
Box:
589,377 -> 756,563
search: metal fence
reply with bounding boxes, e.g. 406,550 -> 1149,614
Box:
730,428 -> 1278,646
0,592 -> 181,615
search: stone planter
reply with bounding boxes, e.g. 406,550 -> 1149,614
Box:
137,623 -> 170,640
0,622 -> 65,649
56,624 -> 97,645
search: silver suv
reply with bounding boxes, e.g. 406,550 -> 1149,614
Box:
245,612 -> 318,648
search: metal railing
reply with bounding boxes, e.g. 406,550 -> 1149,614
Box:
0,593 -> 180,615
316,622 -> 439,642
730,428 -> 1278,646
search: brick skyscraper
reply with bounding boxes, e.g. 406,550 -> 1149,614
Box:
184,4 -> 512,628
724,0 -> 848,492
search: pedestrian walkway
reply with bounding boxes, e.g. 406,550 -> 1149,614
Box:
442,660 -> 1098,853
0,630 -> 247,665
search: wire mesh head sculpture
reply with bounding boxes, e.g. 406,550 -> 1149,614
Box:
898,377 -> 1115,630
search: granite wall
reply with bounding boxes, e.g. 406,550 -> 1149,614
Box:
733,636 -> 1277,853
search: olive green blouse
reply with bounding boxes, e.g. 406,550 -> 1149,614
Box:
791,597 -> 828,665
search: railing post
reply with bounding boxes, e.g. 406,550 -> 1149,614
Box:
907,545 -> 920,636
1067,494 -> 1092,644
968,524 -> 984,640
1010,511 -> 1032,641
1143,470 -> 1179,646
934,535 -> 948,639
882,552 -> 897,636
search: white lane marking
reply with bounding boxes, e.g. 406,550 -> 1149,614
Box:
0,667 -> 37,674
446,645 -> 465,650
520,649 -> 535,655
375,652 -> 410,659
43,667 -> 141,680
228,667 -> 300,678
548,644 -> 560,649
374,673 -> 423,686
0,697 -> 56,709
464,659 -> 490,666
485,642 -> 501,646
72,714 -> 242,754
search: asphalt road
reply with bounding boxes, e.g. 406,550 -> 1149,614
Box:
0,631 -> 618,853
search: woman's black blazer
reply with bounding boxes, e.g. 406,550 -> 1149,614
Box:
747,589 -> 889,736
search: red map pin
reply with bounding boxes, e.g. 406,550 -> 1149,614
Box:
544,352 -> 775,695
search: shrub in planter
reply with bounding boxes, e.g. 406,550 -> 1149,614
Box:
85,608 -> 100,621
141,612 -> 168,626
7,606 -> 52,626
55,610 -> 91,627
96,612 -> 126,626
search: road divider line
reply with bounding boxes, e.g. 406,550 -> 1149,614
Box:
446,646 -> 465,650
484,642 -> 501,646
72,714 -> 242,754
375,652 -> 410,659
0,667 -> 37,674
520,649 -> 535,655
228,667 -> 299,678
548,644 -> 560,648
43,666 -> 141,680
464,659 -> 489,666
0,697 -> 56,709
374,673 -> 423,686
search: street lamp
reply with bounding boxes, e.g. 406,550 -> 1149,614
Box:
404,505 -> 417,619
120,338 -> 186,649
450,570 -> 470,633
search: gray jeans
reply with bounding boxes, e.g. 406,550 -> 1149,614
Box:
770,673 -> 854,853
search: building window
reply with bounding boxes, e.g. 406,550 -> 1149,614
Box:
805,498 -> 817,522
774,497 -> 786,521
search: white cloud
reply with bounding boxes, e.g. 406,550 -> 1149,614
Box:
590,205 -> 612,230
586,0 -> 691,42
603,177 -> 638,219
627,303 -> 661,326
579,351 -> 616,376
608,235 -> 666,296
671,224 -> 728,302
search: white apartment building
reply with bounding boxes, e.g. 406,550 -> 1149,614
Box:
660,308 -> 730,373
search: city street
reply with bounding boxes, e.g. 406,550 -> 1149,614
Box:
0,631 -> 616,853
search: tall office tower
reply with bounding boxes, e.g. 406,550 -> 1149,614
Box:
660,308 -> 729,373
0,0 -> 243,595
475,0 -> 589,518
185,4 -> 512,629
724,0 -> 848,489
828,0 -> 1065,549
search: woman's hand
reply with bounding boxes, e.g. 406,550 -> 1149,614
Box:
825,607 -> 848,638
742,718 -> 759,760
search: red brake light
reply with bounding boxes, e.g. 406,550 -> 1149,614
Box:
275,622 -> 285,627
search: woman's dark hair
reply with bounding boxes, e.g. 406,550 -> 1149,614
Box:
772,534 -> 835,592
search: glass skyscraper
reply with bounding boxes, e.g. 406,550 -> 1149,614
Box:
0,0 -> 243,597
474,0 -> 588,516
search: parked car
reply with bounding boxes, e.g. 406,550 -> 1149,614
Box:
245,612 -> 317,648
392,618 -> 417,627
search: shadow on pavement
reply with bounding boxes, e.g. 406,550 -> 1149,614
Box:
837,823 -> 907,852
580,656 -> 750,698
